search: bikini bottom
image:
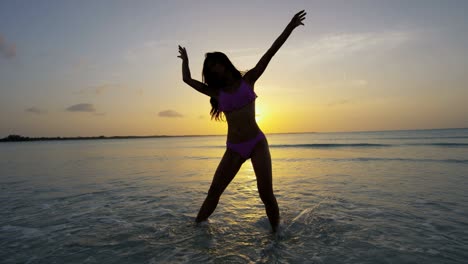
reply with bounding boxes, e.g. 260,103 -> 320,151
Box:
226,130 -> 266,160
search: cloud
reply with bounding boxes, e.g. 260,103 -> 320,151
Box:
219,31 -> 412,68
321,78 -> 368,89
89,83 -> 115,95
72,57 -> 95,71
77,83 -> 122,95
66,103 -> 96,112
0,34 -> 16,59
158,109 -> 183,118
349,79 -> 368,87
283,31 -> 412,63
135,88 -> 144,96
327,99 -> 351,107
25,107 -> 46,114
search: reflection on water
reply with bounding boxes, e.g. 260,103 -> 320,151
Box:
1,129 -> 468,263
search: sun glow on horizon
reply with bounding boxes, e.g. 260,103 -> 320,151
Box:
255,103 -> 264,124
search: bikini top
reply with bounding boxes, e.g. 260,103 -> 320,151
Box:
218,79 -> 257,112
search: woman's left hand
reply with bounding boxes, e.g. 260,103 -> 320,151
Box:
288,10 -> 306,29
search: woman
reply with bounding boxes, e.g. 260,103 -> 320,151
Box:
177,10 -> 306,232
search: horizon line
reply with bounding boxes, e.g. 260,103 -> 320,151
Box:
2,127 -> 467,141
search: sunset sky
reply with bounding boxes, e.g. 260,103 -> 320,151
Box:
1,0 -> 467,137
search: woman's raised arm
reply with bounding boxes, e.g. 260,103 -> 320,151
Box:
244,10 -> 306,85
178,45 -> 217,97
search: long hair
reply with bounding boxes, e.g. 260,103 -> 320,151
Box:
202,52 -> 243,121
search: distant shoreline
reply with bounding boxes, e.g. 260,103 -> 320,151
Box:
1,127 -> 466,142
0,134 -> 217,142
0,131 -> 316,142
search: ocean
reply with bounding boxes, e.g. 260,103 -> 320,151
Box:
1,128 -> 467,263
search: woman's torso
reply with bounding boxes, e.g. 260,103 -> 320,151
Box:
217,78 -> 260,143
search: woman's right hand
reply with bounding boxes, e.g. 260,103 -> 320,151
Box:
177,45 -> 188,62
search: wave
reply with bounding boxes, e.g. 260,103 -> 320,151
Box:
270,143 -> 391,148
277,157 -> 468,164
376,136 -> 468,140
349,157 -> 468,164
203,142 -> 468,149
406,143 -> 468,147
268,142 -> 468,148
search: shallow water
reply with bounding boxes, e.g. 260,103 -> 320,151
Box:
1,129 -> 468,263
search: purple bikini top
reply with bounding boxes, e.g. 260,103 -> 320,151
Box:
218,79 -> 257,112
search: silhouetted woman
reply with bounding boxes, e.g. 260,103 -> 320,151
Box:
177,10 -> 306,232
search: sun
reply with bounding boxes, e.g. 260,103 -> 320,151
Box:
255,104 -> 263,123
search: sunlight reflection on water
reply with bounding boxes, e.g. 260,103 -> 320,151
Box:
1,130 -> 468,263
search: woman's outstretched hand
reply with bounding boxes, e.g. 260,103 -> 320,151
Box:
288,10 -> 306,29
177,45 -> 188,62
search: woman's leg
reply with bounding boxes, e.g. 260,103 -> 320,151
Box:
196,148 -> 245,222
250,136 -> 280,232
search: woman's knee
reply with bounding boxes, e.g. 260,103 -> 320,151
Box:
259,190 -> 277,206
207,184 -> 224,198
